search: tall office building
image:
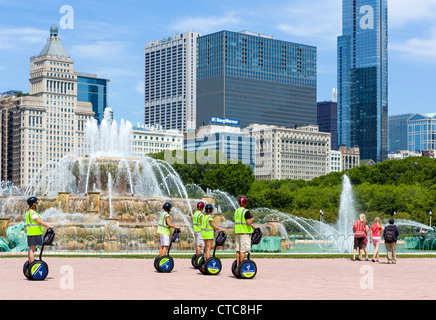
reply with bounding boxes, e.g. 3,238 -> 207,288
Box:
144,31 -> 201,132
408,113 -> 436,153
0,25 -> 94,188
388,113 -> 414,153
337,0 -> 388,162
77,72 -> 109,124
196,30 -> 317,129
317,100 -> 338,150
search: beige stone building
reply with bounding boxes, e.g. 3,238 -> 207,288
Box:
0,25 -> 94,189
338,146 -> 360,171
130,123 -> 184,157
248,124 -> 331,181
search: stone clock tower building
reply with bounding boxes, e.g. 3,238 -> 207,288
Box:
0,25 -> 94,190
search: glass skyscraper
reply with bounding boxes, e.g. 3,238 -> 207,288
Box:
408,113 -> 436,153
388,113 -> 414,153
337,0 -> 388,162
196,30 -> 317,129
77,72 -> 109,124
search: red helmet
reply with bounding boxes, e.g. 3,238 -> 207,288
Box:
197,202 -> 205,210
238,197 -> 248,206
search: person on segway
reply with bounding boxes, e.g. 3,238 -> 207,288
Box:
24,197 -> 54,265
234,197 -> 259,275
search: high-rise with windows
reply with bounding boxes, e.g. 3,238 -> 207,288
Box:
337,0 -> 388,162
144,32 -> 201,132
0,25 -> 94,188
388,113 -> 414,153
408,113 -> 436,153
196,30 -> 317,129
77,72 -> 109,124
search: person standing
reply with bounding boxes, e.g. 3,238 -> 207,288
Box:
24,197 -> 54,264
384,219 -> 400,264
193,202 -> 205,257
369,217 -> 384,262
157,202 -> 180,257
352,214 -> 369,261
234,197 -> 258,272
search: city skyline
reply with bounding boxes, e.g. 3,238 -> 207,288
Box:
1,0 -> 436,125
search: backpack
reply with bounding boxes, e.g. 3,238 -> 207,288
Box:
251,228 -> 263,245
215,231 -> 227,247
384,225 -> 396,243
43,229 -> 56,245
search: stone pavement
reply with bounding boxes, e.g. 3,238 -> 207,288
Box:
0,258 -> 434,300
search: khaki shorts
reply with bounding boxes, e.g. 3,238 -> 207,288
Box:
235,234 -> 251,253
194,231 -> 204,247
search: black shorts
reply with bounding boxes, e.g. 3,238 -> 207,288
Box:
27,235 -> 43,246
354,237 -> 366,250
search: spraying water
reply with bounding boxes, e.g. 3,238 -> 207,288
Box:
337,175 -> 357,235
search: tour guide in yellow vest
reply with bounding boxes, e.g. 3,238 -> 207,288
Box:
193,202 -> 205,256
234,197 -> 258,269
157,202 -> 180,257
25,197 -> 54,264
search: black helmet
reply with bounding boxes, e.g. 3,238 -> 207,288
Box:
27,197 -> 39,206
205,204 -> 214,213
163,202 -> 172,212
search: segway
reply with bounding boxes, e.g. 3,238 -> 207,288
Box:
199,231 -> 226,275
23,229 -> 55,281
191,252 -> 204,269
154,229 -> 180,273
232,228 -> 262,279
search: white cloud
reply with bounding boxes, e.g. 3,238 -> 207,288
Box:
389,0 -> 436,29
70,41 -> 131,62
274,0 -> 341,46
0,27 -> 46,49
135,80 -> 144,95
390,28 -> 436,60
170,11 -> 243,34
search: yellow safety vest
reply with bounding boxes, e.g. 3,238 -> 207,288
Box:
234,207 -> 253,234
25,209 -> 43,236
157,212 -> 171,236
201,215 -> 214,240
193,210 -> 203,232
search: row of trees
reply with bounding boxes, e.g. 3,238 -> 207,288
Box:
150,151 -> 436,225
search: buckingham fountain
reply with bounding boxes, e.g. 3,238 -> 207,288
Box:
1,116 -> 435,254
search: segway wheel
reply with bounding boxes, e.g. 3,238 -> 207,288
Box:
28,260 -> 49,281
157,256 -> 174,273
231,260 -> 242,278
238,260 -> 257,279
204,257 -> 222,275
194,254 -> 204,269
191,254 -> 197,268
198,257 -> 208,275
154,256 -> 160,271
23,261 -> 30,279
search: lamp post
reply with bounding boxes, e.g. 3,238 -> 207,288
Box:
430,211 -> 432,228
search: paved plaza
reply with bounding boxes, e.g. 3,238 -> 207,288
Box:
0,258 -> 434,300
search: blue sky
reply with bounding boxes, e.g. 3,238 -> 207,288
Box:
0,0 -> 435,124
